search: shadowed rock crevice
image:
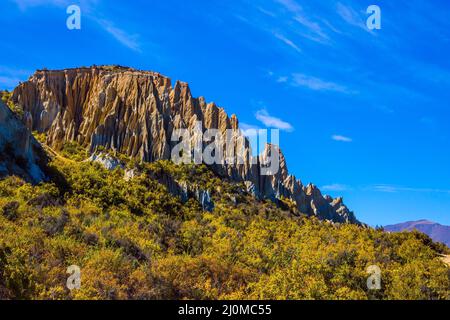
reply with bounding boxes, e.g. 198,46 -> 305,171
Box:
0,100 -> 48,183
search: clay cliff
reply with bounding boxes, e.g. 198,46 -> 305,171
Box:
0,100 -> 47,183
10,66 -> 358,223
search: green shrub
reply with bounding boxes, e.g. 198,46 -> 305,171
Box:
0,145 -> 448,300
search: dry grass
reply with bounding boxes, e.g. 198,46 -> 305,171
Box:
440,255 -> 450,266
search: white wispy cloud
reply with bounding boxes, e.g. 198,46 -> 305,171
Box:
13,0 -> 68,9
375,105 -> 395,114
294,14 -> 329,44
420,117 -> 435,125
12,0 -> 98,11
11,0 -> 141,52
273,32 -> 302,53
332,135 -> 352,142
97,19 -> 141,52
255,109 -> 294,132
239,123 -> 261,138
322,184 -> 350,192
276,0 -> 330,44
0,66 -> 32,76
0,76 -> 22,89
275,0 -> 302,14
372,185 -> 450,194
0,66 -> 33,89
277,76 -> 288,83
256,6 -> 276,18
322,184 -> 450,195
336,2 -> 373,34
292,73 -> 351,93
321,19 -> 343,35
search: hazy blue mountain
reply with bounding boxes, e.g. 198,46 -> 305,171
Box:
384,220 -> 450,247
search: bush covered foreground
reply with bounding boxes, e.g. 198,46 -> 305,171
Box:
0,141 -> 448,300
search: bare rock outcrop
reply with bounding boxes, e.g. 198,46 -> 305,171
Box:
0,101 -> 47,183
11,66 -> 358,223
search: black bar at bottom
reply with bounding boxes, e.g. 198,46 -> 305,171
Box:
0,300 -> 447,319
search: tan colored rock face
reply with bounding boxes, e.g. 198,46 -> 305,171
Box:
11,66 -> 358,223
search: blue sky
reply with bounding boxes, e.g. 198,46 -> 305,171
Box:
1,0 -> 450,226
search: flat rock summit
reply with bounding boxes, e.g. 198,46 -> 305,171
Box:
7,65 -> 358,223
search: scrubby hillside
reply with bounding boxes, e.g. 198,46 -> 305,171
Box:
0,141 -> 448,300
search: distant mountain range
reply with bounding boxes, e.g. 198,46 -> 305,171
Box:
384,220 -> 450,247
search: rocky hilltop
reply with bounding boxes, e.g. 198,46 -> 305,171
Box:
10,66 -> 357,223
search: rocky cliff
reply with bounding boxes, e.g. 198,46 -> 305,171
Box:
10,66 -> 358,223
0,100 -> 47,183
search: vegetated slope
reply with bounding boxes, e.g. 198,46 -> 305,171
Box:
385,220 -> 450,248
9,66 -> 356,223
0,142 -> 448,300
